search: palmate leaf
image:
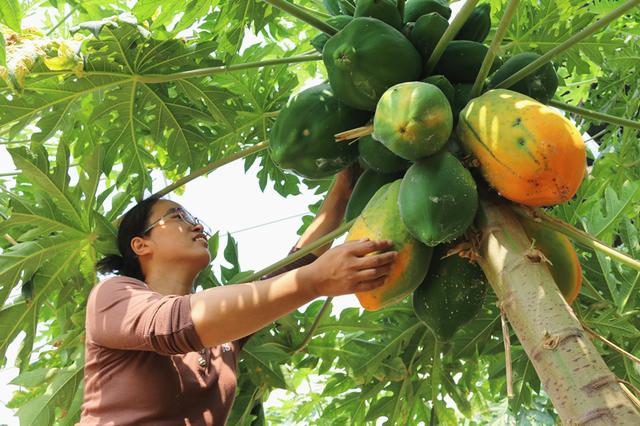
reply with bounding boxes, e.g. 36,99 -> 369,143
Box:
503,0 -> 630,74
0,239 -> 87,366
15,363 -> 83,426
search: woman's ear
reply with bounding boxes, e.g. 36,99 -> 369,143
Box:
131,236 -> 152,257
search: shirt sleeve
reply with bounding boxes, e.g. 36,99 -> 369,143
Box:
85,276 -> 205,355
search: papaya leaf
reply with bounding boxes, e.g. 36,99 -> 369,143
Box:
15,364 -> 83,426
0,0 -> 21,32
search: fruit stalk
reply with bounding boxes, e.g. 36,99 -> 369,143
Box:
476,197 -> 640,424
397,0 -> 406,17
549,100 -> 640,130
424,0 -> 480,74
496,0 -> 640,90
470,0 -> 520,98
262,0 -> 339,35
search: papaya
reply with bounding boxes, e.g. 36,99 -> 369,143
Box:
310,15 -> 353,53
354,0 -> 402,30
452,83 -> 474,120
345,169 -> 403,222
269,83 -> 370,179
409,12 -> 449,60
399,151 -> 478,246
456,89 -> 586,206
422,74 -> 455,107
519,216 -> 582,304
455,3 -> 491,42
346,180 -> 433,311
323,17 -> 422,111
413,246 -> 487,341
403,0 -> 452,22
432,40 -> 503,84
323,0 -> 342,15
372,81 -> 453,160
359,135 -> 411,174
487,52 -> 559,104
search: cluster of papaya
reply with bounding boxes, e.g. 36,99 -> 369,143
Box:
269,0 -> 586,341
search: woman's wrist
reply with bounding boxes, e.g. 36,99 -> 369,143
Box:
298,264 -> 320,300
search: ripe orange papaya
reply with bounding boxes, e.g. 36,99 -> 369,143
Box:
519,216 -> 582,304
346,180 -> 433,311
456,89 -> 586,206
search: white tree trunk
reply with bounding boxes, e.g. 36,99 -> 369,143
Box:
476,198 -> 640,425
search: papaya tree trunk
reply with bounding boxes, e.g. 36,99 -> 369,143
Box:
476,197 -> 640,425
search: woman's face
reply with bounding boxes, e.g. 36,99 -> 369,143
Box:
139,200 -> 212,270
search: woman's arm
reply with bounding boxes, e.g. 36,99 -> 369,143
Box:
295,166 -> 359,256
189,238 -> 395,348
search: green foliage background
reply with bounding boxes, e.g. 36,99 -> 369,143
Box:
0,0 -> 638,424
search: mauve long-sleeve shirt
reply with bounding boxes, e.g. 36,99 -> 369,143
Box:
78,252 -> 317,425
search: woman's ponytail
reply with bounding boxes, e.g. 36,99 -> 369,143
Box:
95,197 -> 160,282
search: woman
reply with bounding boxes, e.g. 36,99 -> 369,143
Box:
78,171 -> 396,425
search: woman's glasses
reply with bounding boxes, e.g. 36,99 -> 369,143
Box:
142,207 -> 212,237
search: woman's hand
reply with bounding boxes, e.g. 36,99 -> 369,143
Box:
300,238 -> 397,298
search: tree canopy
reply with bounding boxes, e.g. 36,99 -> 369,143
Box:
0,0 -> 639,424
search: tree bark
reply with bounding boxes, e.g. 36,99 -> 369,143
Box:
476,197 -> 640,425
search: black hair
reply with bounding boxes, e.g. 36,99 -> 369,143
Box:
96,197 -> 162,281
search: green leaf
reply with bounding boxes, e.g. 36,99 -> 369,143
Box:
0,32 -> 6,67
0,0 -> 21,32
16,364 -> 83,426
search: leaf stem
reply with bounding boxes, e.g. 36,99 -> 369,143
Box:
152,142 -> 269,198
582,322 -> 640,365
140,54 -> 323,84
236,219 -> 355,283
262,0 -> 338,35
431,339 -> 442,411
293,296 -> 334,353
425,0 -> 480,75
550,100 -> 640,130
46,6 -> 78,36
495,0 -> 640,90
500,307 -> 514,398
511,205 -> 640,271
470,0 -> 521,98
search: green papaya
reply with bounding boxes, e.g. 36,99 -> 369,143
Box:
323,0 -> 342,15
452,82 -> 474,124
410,12 -> 448,60
310,15 -> 353,53
269,83 -> 370,178
372,81 -> 452,160
354,0 -> 402,30
403,0 -> 452,22
345,169 -> 403,221
346,180 -> 433,311
413,246 -> 487,341
338,0 -> 355,15
359,135 -> 411,174
487,52 -> 558,104
432,40 -> 503,84
399,151 -> 478,246
455,3 -> 491,42
323,17 -> 422,111
422,74 -> 455,107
